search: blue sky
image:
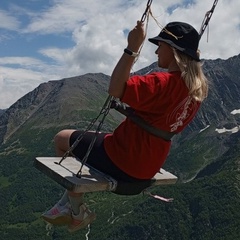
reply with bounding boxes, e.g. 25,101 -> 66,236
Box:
0,0 -> 240,109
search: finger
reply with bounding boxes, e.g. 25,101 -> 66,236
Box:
137,20 -> 144,28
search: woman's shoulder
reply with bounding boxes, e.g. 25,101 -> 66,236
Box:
147,71 -> 182,86
147,71 -> 181,79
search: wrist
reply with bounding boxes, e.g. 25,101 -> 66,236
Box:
124,48 -> 139,58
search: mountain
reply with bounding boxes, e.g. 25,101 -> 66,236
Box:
0,55 -> 240,240
0,110 -> 5,117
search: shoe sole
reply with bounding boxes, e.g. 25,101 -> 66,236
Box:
42,214 -> 72,225
68,213 -> 96,233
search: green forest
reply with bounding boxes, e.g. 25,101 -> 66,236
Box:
0,124 -> 240,240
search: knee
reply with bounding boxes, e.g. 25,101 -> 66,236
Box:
54,129 -> 75,150
54,130 -> 65,145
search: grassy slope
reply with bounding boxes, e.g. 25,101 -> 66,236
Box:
0,124 -> 240,240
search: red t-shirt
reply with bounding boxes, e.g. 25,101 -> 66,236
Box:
104,72 -> 200,179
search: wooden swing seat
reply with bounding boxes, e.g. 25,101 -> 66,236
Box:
34,157 -> 178,193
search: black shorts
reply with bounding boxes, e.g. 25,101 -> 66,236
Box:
69,131 -> 152,195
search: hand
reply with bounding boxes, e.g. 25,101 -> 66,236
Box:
127,21 -> 146,52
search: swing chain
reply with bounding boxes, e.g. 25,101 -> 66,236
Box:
199,0 -> 218,39
58,95 -> 114,166
141,0 -> 153,23
76,96 -> 114,177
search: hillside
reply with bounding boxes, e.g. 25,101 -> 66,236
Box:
0,55 -> 240,239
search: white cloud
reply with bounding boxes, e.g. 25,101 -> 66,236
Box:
24,0 -> 135,34
0,57 -> 44,68
0,59 -> 61,109
0,0 -> 240,109
0,9 -> 20,30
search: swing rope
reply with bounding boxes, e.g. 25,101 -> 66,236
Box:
57,0 -> 153,177
58,95 -> 113,163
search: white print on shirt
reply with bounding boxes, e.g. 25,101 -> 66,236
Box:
168,96 -> 197,132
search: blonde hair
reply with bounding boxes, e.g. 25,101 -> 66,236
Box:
173,49 -> 208,102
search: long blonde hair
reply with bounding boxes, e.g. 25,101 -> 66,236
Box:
173,48 -> 208,102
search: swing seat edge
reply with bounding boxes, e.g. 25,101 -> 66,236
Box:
34,157 -> 178,193
34,157 -> 117,193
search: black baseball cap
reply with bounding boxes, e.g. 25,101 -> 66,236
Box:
148,22 -> 200,61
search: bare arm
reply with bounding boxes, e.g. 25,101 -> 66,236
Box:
108,21 -> 146,98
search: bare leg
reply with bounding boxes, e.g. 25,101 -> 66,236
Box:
54,129 -> 76,156
42,129 -> 96,228
68,191 -> 84,215
54,130 -> 87,213
68,190 -> 96,232
42,129 -> 96,230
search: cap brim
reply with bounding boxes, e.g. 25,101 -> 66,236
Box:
148,36 -> 200,62
148,36 -> 160,46
149,36 -> 184,51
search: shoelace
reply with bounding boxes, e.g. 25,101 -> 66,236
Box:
50,207 -> 61,215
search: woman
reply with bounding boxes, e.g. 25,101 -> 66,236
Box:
42,21 -> 208,233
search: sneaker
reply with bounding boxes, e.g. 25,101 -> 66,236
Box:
41,202 -> 72,225
68,203 -> 96,233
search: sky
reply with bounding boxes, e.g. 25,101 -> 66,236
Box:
0,0 -> 240,109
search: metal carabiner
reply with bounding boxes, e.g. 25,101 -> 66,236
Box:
141,0 -> 153,22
